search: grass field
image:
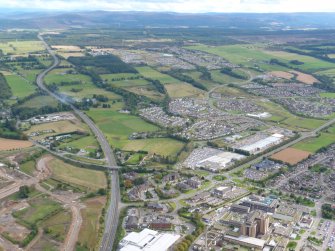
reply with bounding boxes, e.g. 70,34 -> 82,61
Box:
86,108 -> 158,148
20,160 -> 36,175
264,50 -> 335,72
40,209 -> 71,242
317,68 -> 335,76
47,157 -> 107,190
109,78 -> 150,88
101,73 -> 142,82
19,95 -> 58,109
78,196 -> 106,250
61,135 -> 99,152
125,86 -> 165,101
27,119 -> 89,139
210,70 -> 245,85
0,40 -> 45,55
281,117 -> 325,130
44,69 -> 91,85
14,196 -> 62,225
18,69 -> 41,83
184,71 -> 217,89
136,66 -> 181,84
293,131 -> 335,153
44,69 -> 121,101
165,82 -> 205,98
320,92 -> 335,98
188,44 -> 335,72
122,138 -> 185,156
5,74 -> 36,98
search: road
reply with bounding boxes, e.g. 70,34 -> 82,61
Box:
37,34 -> 120,251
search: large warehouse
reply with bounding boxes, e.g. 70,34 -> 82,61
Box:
119,228 -> 180,251
238,133 -> 284,154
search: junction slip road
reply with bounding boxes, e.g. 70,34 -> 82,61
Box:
37,34 -> 120,251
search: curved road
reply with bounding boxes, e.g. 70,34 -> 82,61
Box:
37,34 -> 120,251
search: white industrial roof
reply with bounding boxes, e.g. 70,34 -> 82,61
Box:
225,235 -> 266,248
199,152 -> 244,167
215,186 -> 229,191
240,134 -> 283,153
120,228 -> 180,251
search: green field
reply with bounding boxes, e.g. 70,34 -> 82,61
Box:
5,74 -> 36,98
165,82 -> 205,98
19,95 -> 58,109
122,138 -> 185,156
78,196 -> 106,250
41,210 -> 71,241
264,50 -> 335,72
0,40 -> 45,55
14,196 -> 62,225
320,92 -> 335,98
61,135 -> 99,152
86,108 -> 158,148
294,132 -> 335,153
20,160 -> 36,176
282,117 -> 325,130
317,68 -> 335,75
188,44 -> 335,72
45,69 -> 121,101
136,66 -> 181,84
44,69 -> 92,84
48,157 -> 107,190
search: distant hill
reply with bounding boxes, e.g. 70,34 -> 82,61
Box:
0,11 -> 335,30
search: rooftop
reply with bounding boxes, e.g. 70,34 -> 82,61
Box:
120,228 -> 180,251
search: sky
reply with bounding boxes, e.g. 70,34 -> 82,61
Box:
0,0 -> 335,13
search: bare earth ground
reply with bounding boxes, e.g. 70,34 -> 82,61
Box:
290,70 -> 319,85
270,71 -> 294,79
271,147 -> 311,165
0,138 -> 33,151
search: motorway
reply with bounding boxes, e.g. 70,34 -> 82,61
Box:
37,34 -> 120,251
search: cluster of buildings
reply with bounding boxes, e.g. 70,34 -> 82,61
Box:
183,147 -> 245,172
139,106 -> 189,128
156,46 -> 234,70
187,185 -> 249,210
125,205 -> 175,232
216,98 -> 263,114
244,159 -> 285,181
243,82 -> 334,118
26,112 -> 76,125
193,194 -> 314,251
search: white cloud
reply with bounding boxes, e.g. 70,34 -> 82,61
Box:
1,0 -> 335,13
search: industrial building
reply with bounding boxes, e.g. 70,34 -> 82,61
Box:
119,228 -> 180,251
238,133 -> 284,154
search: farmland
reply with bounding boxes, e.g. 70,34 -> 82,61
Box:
0,40 -> 45,55
271,147 -> 311,165
0,137 -> 33,151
